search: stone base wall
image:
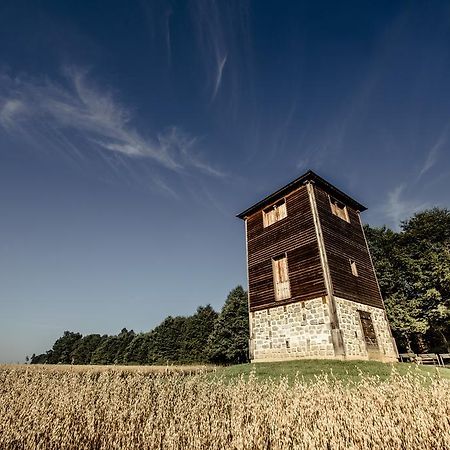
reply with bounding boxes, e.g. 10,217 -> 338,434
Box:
250,297 -> 335,360
250,296 -> 398,362
335,297 -> 398,361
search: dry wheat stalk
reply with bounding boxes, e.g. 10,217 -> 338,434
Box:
0,366 -> 449,450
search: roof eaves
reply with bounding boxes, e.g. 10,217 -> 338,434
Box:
236,170 -> 367,219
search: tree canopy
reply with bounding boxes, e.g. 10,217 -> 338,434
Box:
31,293 -> 246,366
365,208 -> 450,353
206,286 -> 249,364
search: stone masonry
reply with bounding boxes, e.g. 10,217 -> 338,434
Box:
335,297 -> 397,361
250,297 -> 335,360
250,296 -> 397,362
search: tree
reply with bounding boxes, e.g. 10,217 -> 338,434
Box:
71,334 -> 106,364
123,333 -> 152,364
90,329 -> 135,365
366,208 -> 450,352
147,316 -> 188,364
206,286 -> 249,364
46,331 -> 82,364
182,305 -> 218,363
91,336 -> 120,365
399,209 -> 450,351
115,328 -> 136,363
30,353 -> 47,364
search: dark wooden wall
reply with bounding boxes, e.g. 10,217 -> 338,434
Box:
246,186 -> 327,311
314,185 -> 384,309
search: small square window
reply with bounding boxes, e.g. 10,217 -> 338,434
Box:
349,259 -> 358,277
329,197 -> 349,222
263,199 -> 287,227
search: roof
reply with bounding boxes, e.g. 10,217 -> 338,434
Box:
236,170 -> 367,219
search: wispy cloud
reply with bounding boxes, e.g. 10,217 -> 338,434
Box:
212,54 -> 227,101
296,158 -> 309,171
165,8 -> 173,66
0,99 -> 27,128
0,67 -> 223,178
418,125 -> 448,178
377,126 -> 448,228
188,0 -> 251,107
189,0 -> 228,102
383,184 -> 428,229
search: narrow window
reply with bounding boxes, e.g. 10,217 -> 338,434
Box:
272,254 -> 291,300
329,197 -> 349,223
349,259 -> 358,277
358,310 -> 379,351
263,199 -> 287,227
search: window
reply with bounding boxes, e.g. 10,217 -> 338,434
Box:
263,199 -> 287,227
272,254 -> 291,300
329,197 -> 349,222
349,259 -> 358,277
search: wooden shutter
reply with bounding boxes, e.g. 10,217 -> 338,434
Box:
336,205 -> 348,221
263,207 -> 276,227
263,200 -> 287,227
350,259 -> 358,276
277,201 -> 287,221
273,255 -> 291,300
330,197 -> 349,222
330,201 -> 337,216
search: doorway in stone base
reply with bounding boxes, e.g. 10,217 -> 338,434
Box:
358,310 -> 380,359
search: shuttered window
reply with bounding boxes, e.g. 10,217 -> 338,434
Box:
263,200 -> 287,227
329,197 -> 349,222
349,259 -> 358,276
272,254 -> 291,300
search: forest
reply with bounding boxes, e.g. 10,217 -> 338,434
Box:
30,286 -> 249,365
365,207 -> 450,353
30,208 -> 450,365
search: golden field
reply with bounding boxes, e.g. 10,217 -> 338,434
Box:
1,364 -> 449,450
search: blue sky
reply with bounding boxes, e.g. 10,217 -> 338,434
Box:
1,1 -> 449,362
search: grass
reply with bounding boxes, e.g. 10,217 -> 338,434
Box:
215,359 -> 450,382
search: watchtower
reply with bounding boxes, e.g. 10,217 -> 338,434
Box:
237,171 -> 397,362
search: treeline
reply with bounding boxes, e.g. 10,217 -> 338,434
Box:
31,286 -> 249,366
31,208 -> 450,364
365,208 -> 450,354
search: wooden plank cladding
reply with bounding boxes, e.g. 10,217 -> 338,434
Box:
313,185 -> 384,309
239,170 -> 385,313
246,186 -> 327,311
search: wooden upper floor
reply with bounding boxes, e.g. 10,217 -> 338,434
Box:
238,171 -> 384,311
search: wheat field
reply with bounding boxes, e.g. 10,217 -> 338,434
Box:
1,365 -> 449,450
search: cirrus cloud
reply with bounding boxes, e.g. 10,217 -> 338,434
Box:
0,67 -> 223,178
